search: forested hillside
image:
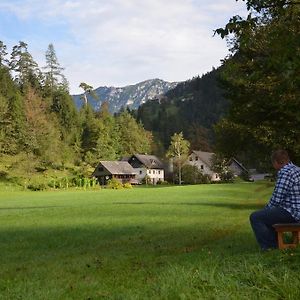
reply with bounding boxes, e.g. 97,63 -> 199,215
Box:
0,41 -> 152,184
136,68 -> 228,154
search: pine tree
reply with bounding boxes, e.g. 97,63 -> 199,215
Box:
0,41 -> 8,67
116,111 -> 152,157
0,64 -> 26,154
44,43 -> 65,93
79,82 -> 98,106
9,41 -> 41,89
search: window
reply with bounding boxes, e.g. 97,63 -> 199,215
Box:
200,165 -> 204,170
189,157 -> 192,161
195,156 -> 198,161
158,170 -> 161,174
98,167 -> 104,172
139,170 -> 142,175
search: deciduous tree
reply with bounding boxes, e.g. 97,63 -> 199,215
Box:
215,0 -> 300,165
166,132 -> 190,185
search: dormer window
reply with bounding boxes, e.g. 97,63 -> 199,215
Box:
150,159 -> 156,165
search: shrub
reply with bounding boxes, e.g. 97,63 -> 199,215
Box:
123,182 -> 133,189
219,170 -> 234,183
27,182 -> 47,191
157,180 -> 169,185
142,175 -> 152,185
107,178 -> 123,189
181,165 -> 211,184
240,170 -> 251,181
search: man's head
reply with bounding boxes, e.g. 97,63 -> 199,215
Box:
271,150 -> 290,170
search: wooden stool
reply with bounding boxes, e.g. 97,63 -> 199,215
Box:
273,223 -> 300,249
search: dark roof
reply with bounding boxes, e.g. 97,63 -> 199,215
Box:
228,158 -> 248,172
132,154 -> 164,169
93,161 -> 136,175
191,150 -> 214,167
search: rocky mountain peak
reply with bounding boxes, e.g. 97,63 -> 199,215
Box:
72,79 -> 178,113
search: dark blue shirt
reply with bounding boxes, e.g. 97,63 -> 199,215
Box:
266,162 -> 300,221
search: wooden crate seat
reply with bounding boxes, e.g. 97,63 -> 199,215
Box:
273,223 -> 300,249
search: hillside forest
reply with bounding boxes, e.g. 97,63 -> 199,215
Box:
0,0 -> 299,185
0,41 -> 153,184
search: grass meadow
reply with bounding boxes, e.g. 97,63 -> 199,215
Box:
1,182 -> 300,299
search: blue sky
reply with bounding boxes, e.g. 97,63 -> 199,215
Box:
0,0 -> 248,94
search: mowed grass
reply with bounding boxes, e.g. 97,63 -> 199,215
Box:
1,182 -> 300,299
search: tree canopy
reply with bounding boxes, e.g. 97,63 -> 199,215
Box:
215,0 -> 300,168
0,40 -> 155,171
166,132 -> 190,185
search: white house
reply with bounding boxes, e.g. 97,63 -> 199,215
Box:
127,154 -> 164,184
186,150 -> 220,181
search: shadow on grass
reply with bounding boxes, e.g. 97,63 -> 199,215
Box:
113,201 -> 264,210
0,223 -> 259,267
192,202 -> 265,210
0,206 -> 64,210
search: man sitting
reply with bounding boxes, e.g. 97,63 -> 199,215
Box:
250,150 -> 300,250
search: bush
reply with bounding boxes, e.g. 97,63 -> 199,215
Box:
27,182 -> 47,191
142,175 -> 152,185
123,182 -> 133,189
240,170 -> 251,181
181,165 -> 211,184
107,178 -> 123,189
219,170 -> 234,183
156,180 -> 169,185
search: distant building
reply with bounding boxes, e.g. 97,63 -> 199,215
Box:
127,154 -> 164,184
187,150 -> 220,181
92,161 -> 137,185
228,158 -> 249,176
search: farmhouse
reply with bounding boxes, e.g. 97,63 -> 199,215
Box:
127,154 -> 164,184
92,161 -> 137,185
187,150 -> 220,181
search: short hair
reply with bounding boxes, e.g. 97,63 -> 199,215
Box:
271,150 -> 290,164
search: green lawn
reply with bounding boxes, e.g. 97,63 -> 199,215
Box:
1,182 -> 300,299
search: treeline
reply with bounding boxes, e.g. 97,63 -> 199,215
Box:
136,68 -> 228,155
0,41 -> 152,169
214,0 -> 300,168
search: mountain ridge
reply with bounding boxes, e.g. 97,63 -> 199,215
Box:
72,78 -> 178,113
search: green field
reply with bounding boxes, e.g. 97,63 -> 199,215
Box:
1,182 -> 300,299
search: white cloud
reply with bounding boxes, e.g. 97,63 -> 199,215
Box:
0,0 -> 248,93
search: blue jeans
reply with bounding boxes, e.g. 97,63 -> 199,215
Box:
249,207 -> 296,250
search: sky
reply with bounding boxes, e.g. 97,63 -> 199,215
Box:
0,0 -> 248,94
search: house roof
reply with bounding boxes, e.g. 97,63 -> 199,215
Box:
119,156 -> 130,161
228,158 -> 248,173
94,161 -> 136,175
191,150 -> 214,167
131,154 -> 164,169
